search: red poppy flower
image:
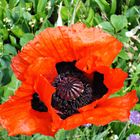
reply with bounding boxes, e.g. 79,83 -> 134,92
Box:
0,78 -> 56,136
0,23 -> 138,135
34,66 -> 137,130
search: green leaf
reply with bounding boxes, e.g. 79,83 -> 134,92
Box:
0,71 -> 3,86
11,5 -> 21,22
2,74 -> 20,102
55,129 -> 67,140
110,122 -> 126,135
37,0 -> 48,13
111,15 -> 128,32
21,20 -> 31,33
61,7 -> 69,21
118,49 -> 129,60
118,122 -> 130,140
0,86 -> 4,103
47,0 -> 55,18
23,11 -> 32,21
0,6 -> 3,20
0,56 -> 11,69
0,0 -> 8,8
99,21 -> 114,33
70,0 -> 81,25
11,26 -> 24,38
3,7 -> 11,20
25,2 -> 33,10
9,0 -> 19,9
126,6 -> 140,27
32,134 -> 54,140
94,13 -> 103,25
0,28 -> 8,41
116,29 -> 129,43
136,63 -> 140,74
9,35 -> 17,47
126,124 -> 140,137
110,0 -> 116,14
134,104 -> 140,111
20,33 -> 34,46
37,19 -> 52,35
0,55 -> 12,86
92,127 -> 110,140
3,44 -> 17,56
63,0 -> 70,7
0,68 -> 12,87
85,8 -> 94,27
95,0 -> 110,13
0,20 -> 4,28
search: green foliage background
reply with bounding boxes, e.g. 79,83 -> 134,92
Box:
0,0 -> 140,139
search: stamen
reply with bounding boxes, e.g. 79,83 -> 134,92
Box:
52,62 -> 108,120
31,93 -> 48,112
57,76 -> 84,100
52,72 -> 93,119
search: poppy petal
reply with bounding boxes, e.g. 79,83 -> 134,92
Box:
75,55 -> 103,73
96,66 -> 128,94
11,23 -> 122,81
40,27 -> 76,61
26,57 -> 57,83
11,25 -> 76,80
60,90 -> 138,129
83,90 -> 138,126
11,55 -> 29,81
78,66 -> 128,112
34,75 -> 62,130
0,83 -> 55,136
69,24 -> 123,64
34,75 -> 55,109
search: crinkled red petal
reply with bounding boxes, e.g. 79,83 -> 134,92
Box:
97,66 -> 128,93
11,23 -> 122,81
34,75 -> 55,109
34,75 -> 63,131
60,90 -> 138,129
83,90 -> 138,126
0,83 -> 56,136
26,57 -> 57,83
78,66 -> 128,112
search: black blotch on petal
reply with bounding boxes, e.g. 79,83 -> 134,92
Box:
92,72 -> 108,99
56,61 -> 81,74
31,93 -> 48,112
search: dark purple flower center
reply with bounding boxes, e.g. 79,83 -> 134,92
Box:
51,61 -> 108,119
55,76 -> 84,100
